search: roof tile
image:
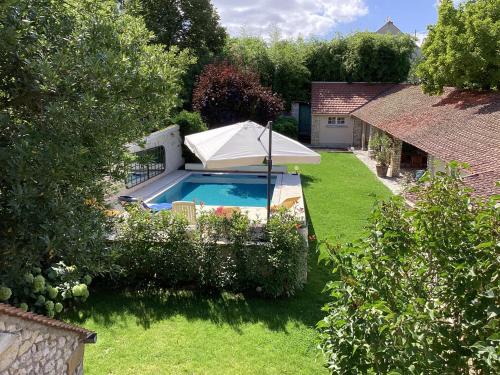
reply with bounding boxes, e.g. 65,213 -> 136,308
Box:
311,82 -> 396,115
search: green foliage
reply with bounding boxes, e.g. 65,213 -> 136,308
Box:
306,38 -> 348,82
223,33 -> 415,106
224,37 -> 274,87
0,286 -> 12,301
268,37 -> 311,108
127,0 -> 226,57
369,132 -> 393,166
0,0 -> 192,316
126,0 -> 226,105
115,206 -> 308,297
273,116 -> 299,140
342,32 -> 415,83
173,110 -> 208,137
4,263 -> 93,317
417,0 -> 500,94
319,170 -> 500,374
192,62 -> 284,127
173,110 -> 208,162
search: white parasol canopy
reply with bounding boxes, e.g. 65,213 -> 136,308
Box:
184,121 -> 321,169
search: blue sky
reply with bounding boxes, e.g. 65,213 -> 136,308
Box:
332,0 -> 438,39
212,0 -> 443,45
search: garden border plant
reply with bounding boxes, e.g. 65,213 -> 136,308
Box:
113,205 -> 308,297
318,165 -> 500,374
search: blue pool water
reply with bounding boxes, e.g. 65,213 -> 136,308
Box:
150,173 -> 277,207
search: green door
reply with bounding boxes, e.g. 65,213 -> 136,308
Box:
298,103 -> 311,142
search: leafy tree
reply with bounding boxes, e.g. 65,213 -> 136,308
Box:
343,32 -> 415,82
268,37 -> 311,108
127,0 -> 227,104
192,62 -> 284,127
223,36 -> 274,87
0,0 -> 191,313
306,38 -> 348,82
224,32 -> 415,106
127,0 -> 226,58
418,0 -> 500,94
319,168 -> 500,374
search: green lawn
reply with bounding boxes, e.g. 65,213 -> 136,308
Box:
69,152 -> 391,375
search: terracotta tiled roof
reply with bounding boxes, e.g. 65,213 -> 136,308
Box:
311,82 -> 396,115
352,85 -> 500,198
0,303 -> 96,343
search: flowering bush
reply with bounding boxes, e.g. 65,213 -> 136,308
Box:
0,263 -> 93,317
115,206 -> 308,297
318,169 -> 499,374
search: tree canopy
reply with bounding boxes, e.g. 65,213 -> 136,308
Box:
417,0 -> 500,94
192,62 -> 284,127
127,0 -> 227,58
0,0 -> 192,312
127,0 -> 227,105
222,32 -> 416,107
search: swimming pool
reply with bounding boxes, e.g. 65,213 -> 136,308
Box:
148,173 -> 277,207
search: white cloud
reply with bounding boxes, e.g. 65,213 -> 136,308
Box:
212,0 -> 369,39
415,32 -> 427,47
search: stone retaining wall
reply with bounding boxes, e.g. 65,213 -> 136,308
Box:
0,314 -> 84,375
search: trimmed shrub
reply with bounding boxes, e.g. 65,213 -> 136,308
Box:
273,116 -> 298,140
318,167 -> 500,374
114,206 -> 308,297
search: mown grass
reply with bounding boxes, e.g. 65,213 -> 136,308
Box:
68,152 -> 391,374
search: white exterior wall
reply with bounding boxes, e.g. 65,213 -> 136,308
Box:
121,125 -> 184,194
313,114 -> 354,148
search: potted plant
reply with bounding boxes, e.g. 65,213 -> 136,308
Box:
369,133 -> 393,177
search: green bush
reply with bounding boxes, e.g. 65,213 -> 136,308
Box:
0,0 -> 192,317
173,110 -> 208,137
318,168 -> 500,374
173,110 -> 208,163
114,206 -> 308,297
273,116 -> 299,140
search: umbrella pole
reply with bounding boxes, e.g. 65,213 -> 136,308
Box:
266,121 -> 273,221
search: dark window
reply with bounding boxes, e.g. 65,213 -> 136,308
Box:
125,146 -> 165,188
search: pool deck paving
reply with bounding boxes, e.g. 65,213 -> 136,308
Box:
114,169 -> 306,225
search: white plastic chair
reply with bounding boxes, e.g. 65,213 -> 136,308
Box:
172,201 -> 197,225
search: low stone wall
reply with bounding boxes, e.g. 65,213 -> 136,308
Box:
0,315 -> 84,375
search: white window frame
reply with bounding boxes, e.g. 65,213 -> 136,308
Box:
326,116 -> 347,128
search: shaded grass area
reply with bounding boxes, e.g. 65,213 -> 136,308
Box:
68,152 -> 391,374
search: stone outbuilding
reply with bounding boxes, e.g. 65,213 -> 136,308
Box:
0,303 -> 96,375
310,82 -> 500,198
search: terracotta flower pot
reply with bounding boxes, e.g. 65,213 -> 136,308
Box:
376,164 -> 388,177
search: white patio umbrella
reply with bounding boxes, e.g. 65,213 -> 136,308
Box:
184,120 -> 321,218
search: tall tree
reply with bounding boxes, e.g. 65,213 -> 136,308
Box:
417,0 -> 500,94
0,0 -> 192,292
127,0 -> 227,104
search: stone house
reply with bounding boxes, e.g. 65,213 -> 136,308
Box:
0,303 -> 96,375
311,82 -> 500,198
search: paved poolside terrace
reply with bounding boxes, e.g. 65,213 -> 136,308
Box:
116,166 -> 307,232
